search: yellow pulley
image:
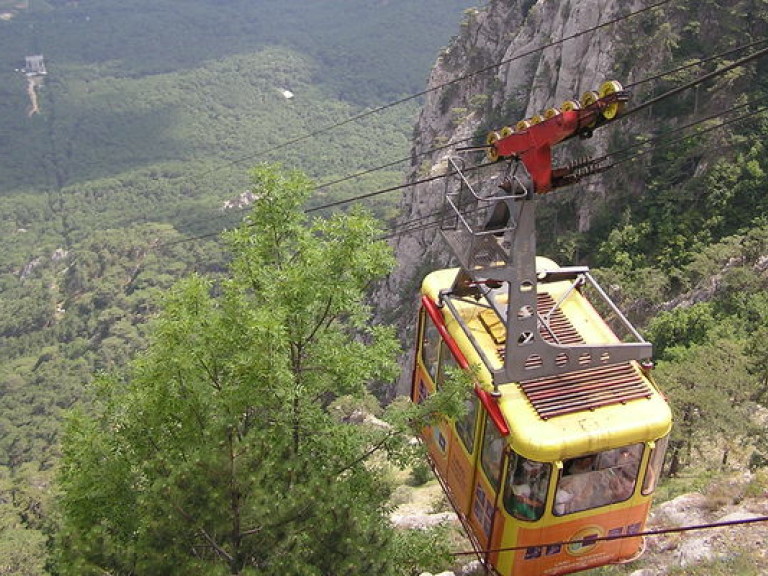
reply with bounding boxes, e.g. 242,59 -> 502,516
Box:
580,90 -> 599,107
560,99 -> 581,112
515,119 -> 531,132
486,131 -> 501,162
580,90 -> 600,127
599,80 -> 625,119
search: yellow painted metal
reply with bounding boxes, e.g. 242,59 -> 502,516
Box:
486,130 -> 501,162
599,80 -> 625,119
515,119 -> 531,132
560,99 -> 581,112
421,263 -> 672,463
580,90 -> 599,107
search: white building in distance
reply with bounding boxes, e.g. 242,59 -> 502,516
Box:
25,55 -> 47,76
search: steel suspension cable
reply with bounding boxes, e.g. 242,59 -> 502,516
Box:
449,514 -> 768,557
378,103 -> 768,241
625,44 -> 768,118
157,98 -> 768,249
155,14 -> 768,248
187,0 -> 675,181
625,37 -> 768,89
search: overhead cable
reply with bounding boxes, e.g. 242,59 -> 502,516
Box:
450,514 -> 768,557
188,0 -> 674,180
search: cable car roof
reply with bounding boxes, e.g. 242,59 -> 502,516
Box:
422,265 -> 672,462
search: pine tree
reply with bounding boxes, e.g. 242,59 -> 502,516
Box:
54,165 -> 451,575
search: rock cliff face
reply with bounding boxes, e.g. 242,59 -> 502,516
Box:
379,0 -> 673,394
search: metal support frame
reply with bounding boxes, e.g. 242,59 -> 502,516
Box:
439,158 -> 652,386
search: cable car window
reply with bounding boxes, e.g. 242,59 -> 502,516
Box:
455,396 -> 478,454
436,340 -> 458,387
420,314 -> 441,383
480,416 -> 506,491
642,435 -> 669,495
554,443 -> 643,516
503,454 -> 550,521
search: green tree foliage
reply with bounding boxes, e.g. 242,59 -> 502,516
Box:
645,302 -> 718,360
0,464 -> 51,576
55,165 -> 453,575
1,4 -> 474,566
643,223 -> 768,475
655,338 -> 757,475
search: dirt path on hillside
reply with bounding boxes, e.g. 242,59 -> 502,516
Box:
27,76 -> 41,116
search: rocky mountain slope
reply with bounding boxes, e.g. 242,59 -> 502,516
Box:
377,0 -> 768,394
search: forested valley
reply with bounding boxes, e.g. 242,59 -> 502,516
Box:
4,0 -> 768,574
0,1 -> 474,572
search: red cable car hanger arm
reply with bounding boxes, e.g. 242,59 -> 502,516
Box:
483,81 -> 629,194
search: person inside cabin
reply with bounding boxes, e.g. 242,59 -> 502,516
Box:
555,445 -> 643,515
554,455 -> 596,515
603,445 -> 642,501
506,456 -> 549,521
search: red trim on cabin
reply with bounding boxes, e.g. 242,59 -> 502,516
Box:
422,296 -> 510,436
477,387 -> 510,436
421,295 -> 469,369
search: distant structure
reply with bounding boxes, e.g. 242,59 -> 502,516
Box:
24,55 -> 47,76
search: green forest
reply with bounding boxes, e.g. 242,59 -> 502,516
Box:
0,1 -> 474,573
3,0 -> 768,573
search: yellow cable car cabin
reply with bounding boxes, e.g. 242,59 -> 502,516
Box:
410,150 -> 672,575
412,262 -> 671,575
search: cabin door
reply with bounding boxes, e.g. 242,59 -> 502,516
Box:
468,413 -> 507,555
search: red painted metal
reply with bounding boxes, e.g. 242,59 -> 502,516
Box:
490,95 -> 623,194
421,294 -> 469,369
477,387 -> 510,436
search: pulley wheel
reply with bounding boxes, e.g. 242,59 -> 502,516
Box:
560,99 -> 581,112
580,90 -> 600,127
515,119 -> 531,132
581,90 -> 599,107
599,80 -> 625,119
486,131 -> 501,162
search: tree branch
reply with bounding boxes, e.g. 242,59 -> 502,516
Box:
197,356 -> 222,391
334,430 -> 398,477
169,495 -> 233,563
302,296 -> 335,348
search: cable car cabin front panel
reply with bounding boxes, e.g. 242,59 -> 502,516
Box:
412,265 -> 672,576
489,437 -> 669,576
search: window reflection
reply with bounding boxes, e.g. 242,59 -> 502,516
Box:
456,396 -> 478,454
504,455 -> 550,521
642,435 -> 669,495
420,317 -> 441,383
554,444 -> 643,516
480,417 -> 505,491
437,340 -> 457,387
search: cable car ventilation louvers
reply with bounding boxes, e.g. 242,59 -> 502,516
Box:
482,293 -> 653,419
520,363 -> 653,420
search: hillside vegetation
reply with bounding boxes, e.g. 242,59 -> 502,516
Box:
382,0 -> 768,571
4,0 -> 768,573
0,1 -> 474,572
